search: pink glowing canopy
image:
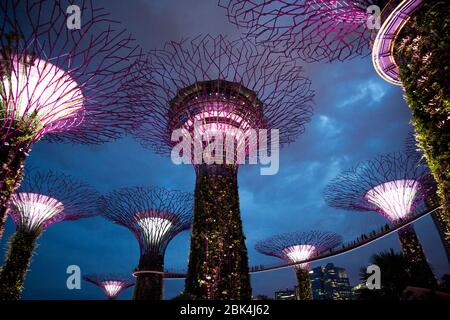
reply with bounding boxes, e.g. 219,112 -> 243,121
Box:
220,0 -> 374,62
282,244 -> 316,269
10,193 -> 65,231
2,55 -> 84,137
365,179 -> 421,222
101,281 -> 127,299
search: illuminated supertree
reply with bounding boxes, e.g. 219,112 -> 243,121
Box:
0,0 -> 141,239
83,274 -> 135,300
221,0 -> 450,244
0,170 -> 99,300
99,187 -> 193,300
255,231 -> 342,300
127,34 -> 314,300
405,133 -> 450,265
324,153 -> 437,288
219,0 -> 389,63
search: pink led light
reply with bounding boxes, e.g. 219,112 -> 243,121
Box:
2,55 -> 84,135
365,179 -> 421,222
307,0 -> 369,24
10,192 -> 65,231
101,281 -> 126,299
282,244 -> 316,269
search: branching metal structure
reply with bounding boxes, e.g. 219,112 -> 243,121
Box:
0,0 -> 141,239
99,187 -> 193,300
256,230 -> 342,300
0,170 -> 99,300
83,274 -> 135,300
219,0 -> 391,63
324,153 -> 436,287
127,34 -> 314,300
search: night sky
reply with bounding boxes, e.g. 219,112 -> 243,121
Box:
1,0 -> 449,300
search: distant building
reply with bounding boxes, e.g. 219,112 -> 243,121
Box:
310,263 -> 353,300
274,288 -> 296,300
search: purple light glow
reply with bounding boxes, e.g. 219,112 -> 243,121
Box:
372,0 -> 423,85
2,55 -> 84,138
101,281 -> 128,299
365,179 -> 422,222
255,231 -> 342,270
10,192 -> 65,231
282,244 -> 316,269
220,0 -> 373,62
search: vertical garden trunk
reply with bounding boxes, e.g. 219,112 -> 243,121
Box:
185,164 -> 251,300
295,268 -> 312,300
133,254 -> 164,300
397,225 -> 436,288
0,137 -> 29,239
395,1 -> 450,266
0,230 -> 37,300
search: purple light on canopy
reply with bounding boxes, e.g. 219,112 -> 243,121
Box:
2,54 -> 85,139
282,244 -> 317,269
365,179 -> 422,222
83,274 -> 135,300
10,193 -> 65,231
219,0 -> 375,62
255,230 -> 343,270
8,170 -> 99,234
324,153 -> 429,223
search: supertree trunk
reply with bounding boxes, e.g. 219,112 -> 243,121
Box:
396,1 -> 450,259
133,254 -> 164,300
0,230 -> 37,300
397,225 -> 436,288
185,164 -> 251,300
0,133 -> 31,240
295,268 -> 312,300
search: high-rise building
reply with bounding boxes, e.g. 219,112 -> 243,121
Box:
310,263 -> 353,300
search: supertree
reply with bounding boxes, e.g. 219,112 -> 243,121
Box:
126,34 -> 314,299
255,231 -> 342,300
220,0 -> 450,247
83,274 -> 135,300
324,152 -> 437,288
219,0 -> 389,63
0,170 -> 99,300
0,0 -> 141,239
99,187 -> 193,300
405,132 -> 450,265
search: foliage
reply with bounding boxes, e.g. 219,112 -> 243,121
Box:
396,1 -> 450,248
185,166 -> 251,300
359,248 -> 436,300
0,230 -> 37,300
296,269 -> 312,300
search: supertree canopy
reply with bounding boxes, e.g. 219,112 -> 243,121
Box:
255,230 -> 342,300
99,187 -> 193,300
0,170 -> 99,300
127,34 -> 314,300
221,0 -> 450,248
324,153 -> 436,288
83,274 -> 135,300
219,0 -> 391,63
0,0 -> 141,240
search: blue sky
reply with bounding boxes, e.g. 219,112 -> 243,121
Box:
0,0 -> 448,300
